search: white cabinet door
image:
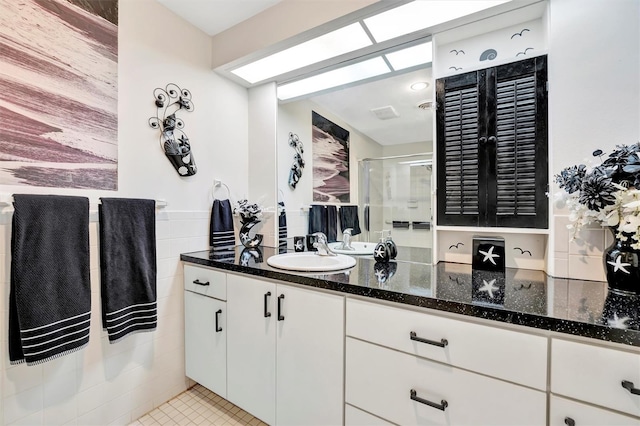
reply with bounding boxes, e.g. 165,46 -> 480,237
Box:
550,395 -> 640,426
185,291 -> 227,398
276,285 -> 344,426
227,274 -> 277,425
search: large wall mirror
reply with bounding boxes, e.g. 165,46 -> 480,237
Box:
276,49 -> 434,255
270,0 -> 639,273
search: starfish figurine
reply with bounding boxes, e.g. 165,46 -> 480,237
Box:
478,245 -> 500,265
607,313 -> 630,330
608,255 -> 631,274
478,279 -> 498,298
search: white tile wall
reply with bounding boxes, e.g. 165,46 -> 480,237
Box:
552,214 -> 608,281
1,210 -> 211,426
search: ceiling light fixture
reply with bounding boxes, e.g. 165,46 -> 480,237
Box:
363,1 -> 510,43
384,42 -> 432,71
410,82 -> 429,91
230,23 -> 372,84
277,57 -> 391,100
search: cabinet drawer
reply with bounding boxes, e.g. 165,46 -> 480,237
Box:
184,265 -> 226,300
551,339 -> 640,417
550,395 -> 640,426
345,405 -> 394,426
346,298 -> 547,390
346,338 -> 546,426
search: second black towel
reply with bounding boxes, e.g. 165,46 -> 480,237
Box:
99,198 -> 157,343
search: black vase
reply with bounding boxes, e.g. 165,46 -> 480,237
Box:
239,216 -> 263,248
604,227 -> 640,295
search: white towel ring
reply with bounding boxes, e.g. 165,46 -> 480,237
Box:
212,181 -> 231,201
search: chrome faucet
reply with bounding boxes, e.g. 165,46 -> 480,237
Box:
338,228 -> 354,251
312,232 -> 337,256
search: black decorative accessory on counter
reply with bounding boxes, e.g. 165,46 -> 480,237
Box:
294,236 -> 305,252
472,236 -> 506,272
604,227 -> 640,295
385,230 -> 398,260
373,234 -> 390,263
234,199 -> 263,248
472,236 -> 506,305
288,132 -> 305,189
148,83 -> 197,176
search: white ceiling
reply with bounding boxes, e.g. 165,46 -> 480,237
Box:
308,68 -> 433,146
155,0 -> 432,146
156,0 -> 282,36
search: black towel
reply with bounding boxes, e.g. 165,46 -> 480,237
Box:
278,201 -> 287,249
209,199 -> 235,251
99,198 -> 157,343
326,205 -> 338,243
308,205 -> 327,235
10,195 -> 91,365
339,205 -> 361,236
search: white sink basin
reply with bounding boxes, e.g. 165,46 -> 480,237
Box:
328,241 -> 376,255
267,252 -> 356,272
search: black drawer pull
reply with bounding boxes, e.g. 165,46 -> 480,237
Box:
215,309 -> 222,332
410,389 -> 447,411
264,292 -> 272,317
410,331 -> 448,348
193,279 -> 210,286
564,417 -> 575,426
277,294 -> 285,321
621,380 -> 640,395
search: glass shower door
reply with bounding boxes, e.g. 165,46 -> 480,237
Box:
359,154 -> 433,250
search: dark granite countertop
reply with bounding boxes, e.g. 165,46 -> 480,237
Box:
180,246 -> 640,348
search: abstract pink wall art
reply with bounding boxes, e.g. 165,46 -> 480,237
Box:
0,0 -> 118,189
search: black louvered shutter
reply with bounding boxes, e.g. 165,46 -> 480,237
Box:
436,56 -> 548,229
491,56 -> 548,228
436,72 -> 482,226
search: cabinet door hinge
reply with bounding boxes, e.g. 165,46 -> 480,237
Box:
546,81 -> 549,92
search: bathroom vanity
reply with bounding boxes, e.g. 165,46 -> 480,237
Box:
181,247 -> 640,426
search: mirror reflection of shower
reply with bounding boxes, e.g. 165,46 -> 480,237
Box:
360,153 -> 433,250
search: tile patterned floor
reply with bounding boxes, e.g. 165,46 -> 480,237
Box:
130,385 -> 268,426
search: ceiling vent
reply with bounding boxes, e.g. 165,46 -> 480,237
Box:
417,101 -> 434,110
370,105 -> 399,120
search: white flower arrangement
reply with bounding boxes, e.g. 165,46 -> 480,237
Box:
555,144 -> 640,249
234,199 -> 263,223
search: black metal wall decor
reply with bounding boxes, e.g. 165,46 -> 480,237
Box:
148,84 -> 197,176
288,132 -> 305,189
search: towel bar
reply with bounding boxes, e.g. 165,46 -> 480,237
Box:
0,195 -> 168,209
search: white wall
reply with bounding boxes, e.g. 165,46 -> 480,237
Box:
248,83 -> 278,247
1,1 -> 250,424
550,0 -> 640,280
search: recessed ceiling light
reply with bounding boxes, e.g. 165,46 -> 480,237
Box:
277,57 -> 391,100
364,1 -> 510,43
410,82 -> 429,91
230,23 -> 373,84
385,42 -> 432,71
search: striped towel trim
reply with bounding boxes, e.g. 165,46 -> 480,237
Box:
17,311 -> 91,364
105,302 -> 157,343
